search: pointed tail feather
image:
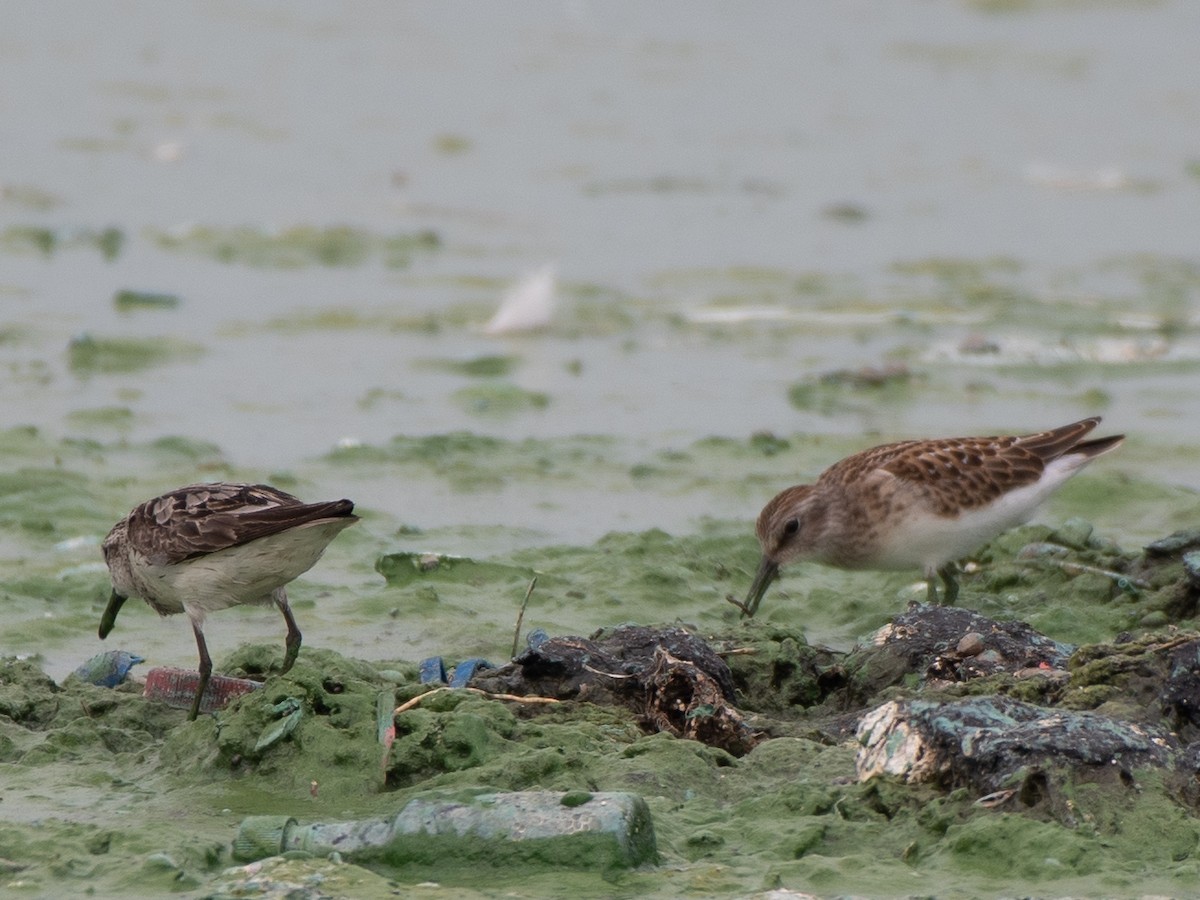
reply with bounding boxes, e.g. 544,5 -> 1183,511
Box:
1017,417 -> 1101,459
1070,433 -> 1125,459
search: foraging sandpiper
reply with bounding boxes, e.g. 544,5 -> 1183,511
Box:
738,417 -> 1123,617
99,482 -> 358,719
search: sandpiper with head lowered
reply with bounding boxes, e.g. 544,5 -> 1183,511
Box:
737,417 -> 1123,618
99,482 -> 358,719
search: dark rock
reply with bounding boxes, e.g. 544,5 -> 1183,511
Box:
1145,529 -> 1200,557
1161,638 -> 1200,741
1173,741 -> 1200,809
860,604 -> 1073,690
857,695 -> 1176,822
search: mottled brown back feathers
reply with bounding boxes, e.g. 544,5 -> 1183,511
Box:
815,417 -> 1122,517
117,483 -> 357,566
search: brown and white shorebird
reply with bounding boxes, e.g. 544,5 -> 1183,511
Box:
738,417 -> 1124,618
99,483 -> 358,719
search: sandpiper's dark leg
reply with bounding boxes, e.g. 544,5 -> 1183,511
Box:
274,588 -> 302,674
939,564 -> 960,606
190,621 -> 213,721
925,575 -> 940,605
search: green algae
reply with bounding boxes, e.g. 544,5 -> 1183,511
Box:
112,289 -> 180,311
647,255 -> 1200,361
375,552 -> 536,589
251,305 -> 459,335
452,382 -> 550,417
0,225 -> 123,260
208,855 -> 434,899
0,429 -> 1198,897
0,468 -> 108,540
420,354 -> 519,378
65,406 -> 135,433
432,133 -> 472,155
787,364 -> 920,415
145,434 -> 227,463
385,695 -> 521,788
1,183 -> 63,211
326,432 -> 623,493
719,624 -> 845,714
149,224 -> 440,269
368,826 -> 645,876
67,333 -> 203,375
891,255 -> 1024,282
4,626 -> 1200,898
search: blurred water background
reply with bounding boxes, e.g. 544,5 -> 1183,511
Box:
2,1 -> 1199,652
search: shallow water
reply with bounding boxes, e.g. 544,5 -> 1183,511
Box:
4,1 -> 1200,470
2,2 -> 1200,897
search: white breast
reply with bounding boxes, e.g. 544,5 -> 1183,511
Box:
870,454 -> 1090,572
138,518 -> 353,622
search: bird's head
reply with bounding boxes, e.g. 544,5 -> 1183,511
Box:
742,484 -> 820,618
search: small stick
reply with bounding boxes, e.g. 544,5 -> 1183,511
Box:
393,685 -> 560,716
1056,560 -> 1150,588
464,687 -> 560,705
511,576 -> 538,659
394,687 -> 449,714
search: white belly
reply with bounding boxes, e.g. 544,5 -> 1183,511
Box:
870,468 -> 1074,573
136,519 -> 353,621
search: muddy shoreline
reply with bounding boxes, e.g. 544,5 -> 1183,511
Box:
3,439 -> 1198,898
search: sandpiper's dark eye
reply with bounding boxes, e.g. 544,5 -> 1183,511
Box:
783,518 -> 800,537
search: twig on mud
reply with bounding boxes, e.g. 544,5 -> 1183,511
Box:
1144,633 -> 1191,653
393,685 -> 560,716
716,647 -> 757,657
511,576 -> 539,659
394,688 -> 449,715
464,687 -> 560,705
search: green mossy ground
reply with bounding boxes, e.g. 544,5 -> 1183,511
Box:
1,428 -> 1198,898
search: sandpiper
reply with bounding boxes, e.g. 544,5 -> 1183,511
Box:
99,482 -> 358,719
738,417 -> 1123,617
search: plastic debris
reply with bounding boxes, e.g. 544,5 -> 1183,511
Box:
484,263 -> 556,335
417,657 -> 446,685
418,656 -> 494,687
72,650 -> 144,687
233,790 -> 656,869
254,698 -> 303,752
448,657 -> 492,688
143,666 -> 260,714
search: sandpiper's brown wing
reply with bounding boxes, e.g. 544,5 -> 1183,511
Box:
123,482 -> 357,566
820,418 -> 1109,517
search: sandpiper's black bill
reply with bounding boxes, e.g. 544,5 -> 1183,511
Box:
742,556 -> 779,618
98,590 -> 128,639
